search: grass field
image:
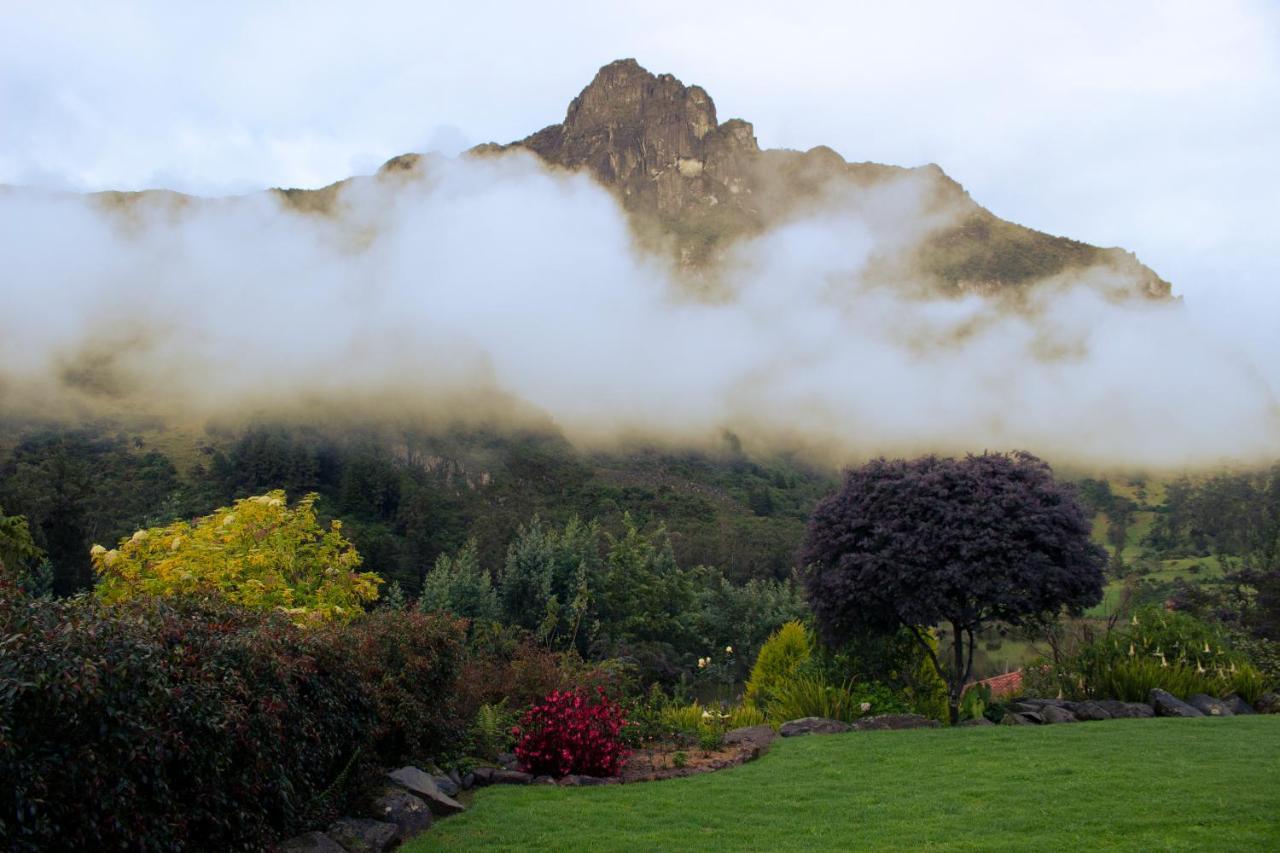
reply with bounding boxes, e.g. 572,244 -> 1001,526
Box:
409,717 -> 1280,851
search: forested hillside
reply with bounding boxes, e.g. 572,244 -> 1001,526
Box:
0,418 -> 834,599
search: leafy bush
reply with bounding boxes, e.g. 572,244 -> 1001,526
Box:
744,621 -> 812,710
959,683 -> 992,721
766,674 -> 860,723
513,687 -> 630,778
332,608 -> 468,766
457,622 -> 630,724
0,595 -> 375,852
697,724 -> 724,752
92,491 -> 382,623
806,627 -> 949,722
468,701 -> 519,761
727,704 -> 768,728
762,672 -> 912,725
661,702 -> 710,734
1036,607 -> 1270,702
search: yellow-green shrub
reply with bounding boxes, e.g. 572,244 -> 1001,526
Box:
660,702 -> 706,734
92,491 -> 382,623
745,621 -> 812,710
727,704 -> 768,728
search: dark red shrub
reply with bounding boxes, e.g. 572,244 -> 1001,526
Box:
513,687 -> 629,777
0,595 -> 375,852
328,608 -> 468,766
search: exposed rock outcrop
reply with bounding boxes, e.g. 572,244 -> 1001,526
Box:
461,58 -> 1171,297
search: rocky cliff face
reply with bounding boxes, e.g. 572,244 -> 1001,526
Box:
455,58 -> 1169,298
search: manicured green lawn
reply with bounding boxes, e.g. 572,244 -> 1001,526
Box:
409,717 -> 1280,851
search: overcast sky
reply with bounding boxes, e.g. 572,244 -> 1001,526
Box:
3,0 -> 1277,301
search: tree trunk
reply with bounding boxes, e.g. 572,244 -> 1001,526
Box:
949,620 -> 966,725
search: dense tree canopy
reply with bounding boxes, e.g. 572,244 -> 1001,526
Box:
799,452 -> 1106,721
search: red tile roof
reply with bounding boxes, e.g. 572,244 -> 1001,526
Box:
967,669 -> 1023,698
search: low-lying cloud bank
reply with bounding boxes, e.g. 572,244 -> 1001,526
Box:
1,152 -> 1276,470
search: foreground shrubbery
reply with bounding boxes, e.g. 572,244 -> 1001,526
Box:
740,621 -> 948,725
1029,607 -> 1271,703
0,595 -> 465,852
513,688 -> 630,777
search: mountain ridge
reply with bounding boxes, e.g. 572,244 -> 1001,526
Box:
452,58 -> 1170,298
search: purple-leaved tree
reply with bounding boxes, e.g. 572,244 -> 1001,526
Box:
799,452 -> 1106,723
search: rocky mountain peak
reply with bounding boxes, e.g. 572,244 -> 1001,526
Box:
507,59 -> 759,225
416,59 -> 1171,297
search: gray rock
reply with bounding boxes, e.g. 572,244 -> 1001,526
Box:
370,788 -> 432,842
278,832 -> 347,853
1039,705 -> 1078,724
461,771 -> 476,790
496,752 -> 519,769
1149,689 -> 1204,717
1187,694 -> 1233,717
1014,698 -> 1071,708
532,775 -> 557,785
723,724 -> 777,749
1255,692 -> 1280,714
326,818 -> 399,853
490,769 -> 535,785
559,774 -> 615,785
959,717 -> 994,726
999,712 -> 1029,725
779,717 -> 853,736
470,767 -> 495,786
387,766 -> 466,816
1063,701 -> 1112,721
447,768 -> 462,788
851,714 -> 942,731
432,775 -> 460,797
1093,700 -> 1155,718
1224,694 -> 1256,715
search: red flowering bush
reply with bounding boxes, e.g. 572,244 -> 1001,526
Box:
513,687 -> 630,777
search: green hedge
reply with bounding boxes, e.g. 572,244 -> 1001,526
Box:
0,596 -> 465,851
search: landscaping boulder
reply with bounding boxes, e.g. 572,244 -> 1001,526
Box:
432,775 -> 460,797
1014,698 -> 1070,709
1063,701 -> 1112,721
779,717 -> 853,737
278,832 -> 346,852
326,818 -> 398,853
496,752 -> 519,769
1255,692 -> 1280,714
851,714 -> 941,731
387,766 -> 465,816
461,771 -> 476,790
559,774 -> 616,786
470,767 -> 494,786
999,712 -> 1030,725
447,768 -> 462,789
370,788 -> 432,841
532,775 -> 557,785
1149,689 -> 1204,717
1187,694 -> 1233,717
959,717 -> 994,726
1093,700 -> 1154,718
1038,705 -> 1078,724
723,724 -> 777,750
490,769 -> 535,785
1224,694 -> 1256,715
